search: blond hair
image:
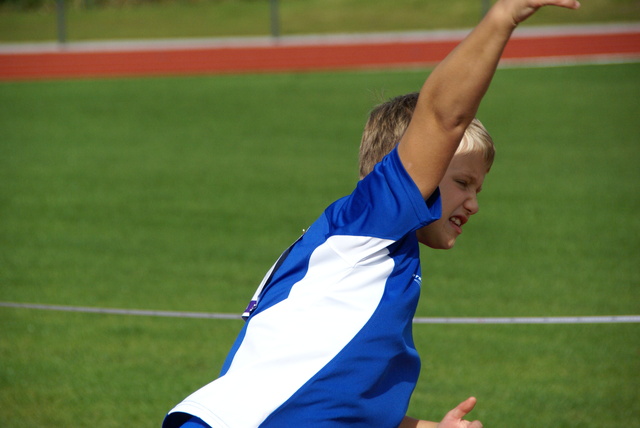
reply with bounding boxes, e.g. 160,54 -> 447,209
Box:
358,92 -> 495,179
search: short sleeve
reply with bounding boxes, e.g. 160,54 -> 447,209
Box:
326,147 -> 441,241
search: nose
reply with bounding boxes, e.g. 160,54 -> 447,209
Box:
464,193 -> 480,215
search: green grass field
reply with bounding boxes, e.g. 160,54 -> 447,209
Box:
1,62 -> 639,426
1,0 -> 639,42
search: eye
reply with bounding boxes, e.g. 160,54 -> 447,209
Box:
455,179 -> 468,188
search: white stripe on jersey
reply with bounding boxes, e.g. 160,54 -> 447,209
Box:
172,235 -> 394,427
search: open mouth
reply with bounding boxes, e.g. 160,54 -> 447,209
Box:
449,216 -> 466,233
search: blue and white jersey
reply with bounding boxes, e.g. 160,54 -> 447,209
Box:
164,147 -> 441,428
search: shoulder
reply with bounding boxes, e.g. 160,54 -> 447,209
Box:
323,148 -> 441,240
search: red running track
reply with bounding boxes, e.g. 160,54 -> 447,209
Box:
1,25 -> 639,80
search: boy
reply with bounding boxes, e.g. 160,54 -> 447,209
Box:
163,0 -> 580,427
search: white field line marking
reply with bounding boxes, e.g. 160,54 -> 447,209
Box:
1,302 -> 638,324
498,54 -> 640,69
350,55 -> 640,79
0,302 -> 239,320
412,316 -> 640,324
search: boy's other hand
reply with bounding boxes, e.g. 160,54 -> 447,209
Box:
497,0 -> 581,27
436,397 -> 483,428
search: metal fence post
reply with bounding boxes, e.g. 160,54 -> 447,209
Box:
56,0 -> 67,44
481,0 -> 491,17
270,0 -> 280,38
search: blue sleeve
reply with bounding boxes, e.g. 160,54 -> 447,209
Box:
178,416 -> 210,428
327,147 -> 441,240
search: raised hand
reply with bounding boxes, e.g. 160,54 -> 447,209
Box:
436,397 -> 483,428
496,0 -> 581,27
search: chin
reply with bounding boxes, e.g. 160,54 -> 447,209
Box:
433,241 -> 456,250
418,236 -> 457,250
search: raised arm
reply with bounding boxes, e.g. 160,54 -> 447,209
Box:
397,0 -> 581,198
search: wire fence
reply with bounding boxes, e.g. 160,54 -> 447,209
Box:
46,0 -> 494,45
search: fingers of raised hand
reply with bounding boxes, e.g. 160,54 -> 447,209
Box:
540,0 -> 581,9
506,0 -> 580,25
